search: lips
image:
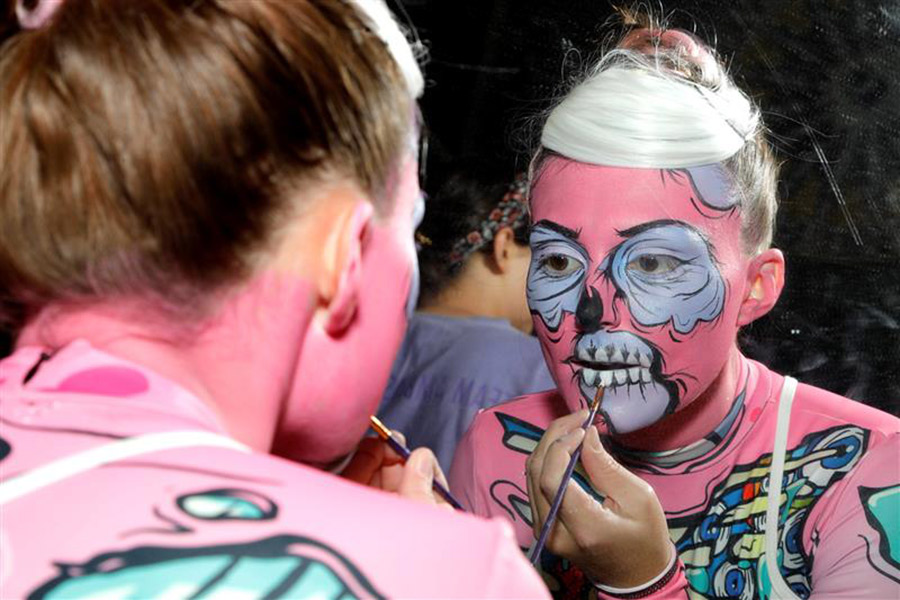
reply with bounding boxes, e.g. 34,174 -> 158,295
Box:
572,344 -> 654,389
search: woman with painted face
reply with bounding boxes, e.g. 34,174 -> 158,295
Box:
0,1 -> 549,598
450,15 -> 900,600
378,160 -> 555,471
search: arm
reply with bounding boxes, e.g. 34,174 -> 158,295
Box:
449,411 -> 493,515
806,433 -> 900,598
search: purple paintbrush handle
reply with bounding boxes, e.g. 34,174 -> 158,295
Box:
528,402 -> 601,566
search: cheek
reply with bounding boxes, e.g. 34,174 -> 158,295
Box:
273,223 -> 414,464
637,276 -> 744,401
532,312 -> 588,411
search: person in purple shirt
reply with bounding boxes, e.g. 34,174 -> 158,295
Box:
379,162 -> 556,470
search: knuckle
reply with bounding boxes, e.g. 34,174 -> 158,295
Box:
540,474 -> 558,497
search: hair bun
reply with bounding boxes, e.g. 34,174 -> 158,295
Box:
619,27 -> 720,86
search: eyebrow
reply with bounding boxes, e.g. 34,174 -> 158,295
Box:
616,219 -> 708,242
533,219 -> 580,241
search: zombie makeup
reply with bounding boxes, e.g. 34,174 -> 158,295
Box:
528,158 -> 749,435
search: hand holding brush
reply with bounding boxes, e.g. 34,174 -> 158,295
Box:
524,387 -> 674,589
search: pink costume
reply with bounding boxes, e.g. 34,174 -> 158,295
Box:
450,161 -> 899,599
450,357 -> 900,599
0,341 -> 548,599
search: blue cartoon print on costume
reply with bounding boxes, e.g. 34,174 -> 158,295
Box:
859,484 -> 900,585
491,413 -> 868,600
29,535 -> 386,600
607,222 -> 725,334
0,436 -> 10,462
177,489 -> 278,521
669,425 -> 866,600
29,488 -> 384,599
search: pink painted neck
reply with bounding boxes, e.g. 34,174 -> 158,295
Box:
17,272 -> 316,452
613,348 -> 748,451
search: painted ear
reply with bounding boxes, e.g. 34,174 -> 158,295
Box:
324,201 -> 374,335
737,248 -> 785,326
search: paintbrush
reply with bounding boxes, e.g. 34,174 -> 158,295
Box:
529,385 -> 605,566
368,415 -> 465,510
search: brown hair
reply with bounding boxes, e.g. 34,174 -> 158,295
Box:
0,0 -> 414,330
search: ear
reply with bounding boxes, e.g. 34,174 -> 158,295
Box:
320,200 -> 374,335
737,248 -> 785,326
490,227 -> 516,274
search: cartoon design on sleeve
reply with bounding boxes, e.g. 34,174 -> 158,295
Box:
491,411 -> 869,600
29,535 -> 385,600
858,484 -> 900,585
28,489 -> 385,599
670,425 -> 867,600
0,436 -> 10,462
177,489 -> 278,521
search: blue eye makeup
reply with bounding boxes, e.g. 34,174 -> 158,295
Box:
610,223 -> 725,334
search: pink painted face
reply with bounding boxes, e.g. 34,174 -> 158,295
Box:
528,158 -> 750,434
273,154 -> 424,465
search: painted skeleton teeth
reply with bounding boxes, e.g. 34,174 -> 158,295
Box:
595,347 -> 609,362
625,352 -> 640,366
580,367 -> 653,389
639,353 -> 651,368
610,347 -> 624,363
599,370 -> 614,387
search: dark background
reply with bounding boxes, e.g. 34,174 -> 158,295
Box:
395,0 -> 900,415
1,1 -> 897,415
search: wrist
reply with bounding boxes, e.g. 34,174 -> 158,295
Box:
593,543 -> 680,599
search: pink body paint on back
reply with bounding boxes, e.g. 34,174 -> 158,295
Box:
17,273 -> 315,451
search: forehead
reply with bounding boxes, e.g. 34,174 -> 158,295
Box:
530,158 -> 742,249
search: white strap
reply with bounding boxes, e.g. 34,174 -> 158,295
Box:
765,376 -> 802,600
0,430 -> 250,506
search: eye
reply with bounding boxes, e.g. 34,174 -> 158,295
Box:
627,254 -> 683,276
539,254 -> 581,277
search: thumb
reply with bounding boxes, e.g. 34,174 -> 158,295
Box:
398,447 -> 441,505
581,427 -> 650,509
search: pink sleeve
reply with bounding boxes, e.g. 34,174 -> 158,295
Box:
806,433 -> 900,598
483,519 -> 552,599
449,410 -> 492,516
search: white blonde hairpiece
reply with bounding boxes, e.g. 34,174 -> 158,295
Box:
541,56 -> 759,168
348,0 -> 424,98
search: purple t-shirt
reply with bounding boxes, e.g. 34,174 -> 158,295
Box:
378,313 -> 555,470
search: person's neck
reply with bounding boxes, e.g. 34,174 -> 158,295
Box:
614,349 -> 747,451
17,272 -> 315,452
420,261 -> 520,329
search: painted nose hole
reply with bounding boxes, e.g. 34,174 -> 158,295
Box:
575,286 -> 603,332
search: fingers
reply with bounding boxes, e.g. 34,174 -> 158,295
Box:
528,427 -> 587,550
339,436 -> 385,484
398,447 -> 450,509
580,426 -> 655,514
526,410 -> 589,535
381,430 -> 407,465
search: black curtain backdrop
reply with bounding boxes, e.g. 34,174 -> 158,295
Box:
398,0 -> 900,415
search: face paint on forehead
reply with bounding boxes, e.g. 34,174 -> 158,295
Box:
527,160 -> 748,436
